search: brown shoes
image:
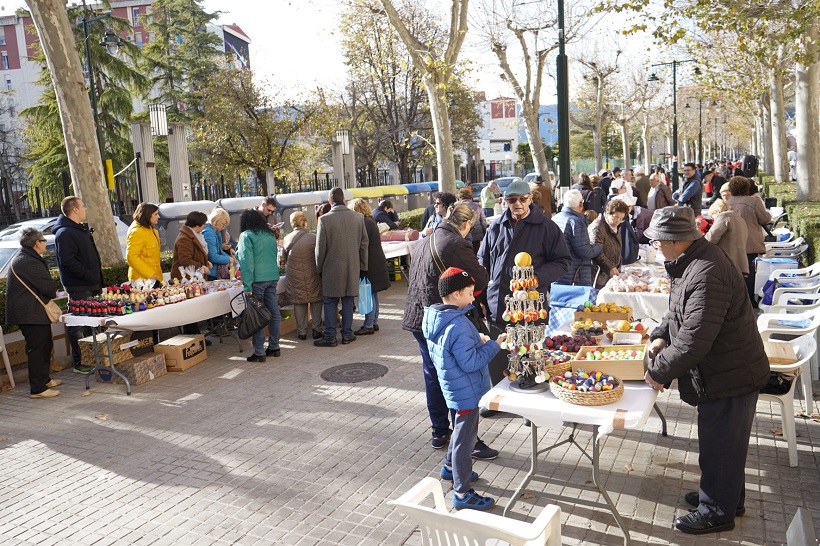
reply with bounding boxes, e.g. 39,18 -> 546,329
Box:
31,389 -> 60,399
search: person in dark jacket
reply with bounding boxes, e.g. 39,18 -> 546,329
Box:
552,190 -> 602,285
6,228 -> 60,398
644,207 -> 769,536
589,199 -> 629,289
349,199 -> 390,335
402,203 -> 497,459
373,200 -> 400,230
672,162 -> 703,216
479,180 -> 571,324
54,197 -> 103,375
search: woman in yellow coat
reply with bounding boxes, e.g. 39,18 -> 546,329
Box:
127,203 -> 162,282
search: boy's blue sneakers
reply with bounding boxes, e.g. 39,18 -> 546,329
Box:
452,489 -> 495,511
440,466 -> 478,482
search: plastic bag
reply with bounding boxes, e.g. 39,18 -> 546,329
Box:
358,277 -> 373,316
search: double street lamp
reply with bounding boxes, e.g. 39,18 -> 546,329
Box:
648,59 -> 700,190
80,11 -> 123,174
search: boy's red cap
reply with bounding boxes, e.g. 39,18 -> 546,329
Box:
438,267 -> 475,298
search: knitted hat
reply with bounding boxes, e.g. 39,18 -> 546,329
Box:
438,267 -> 475,298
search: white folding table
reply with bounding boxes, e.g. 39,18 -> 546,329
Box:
480,379 -> 667,545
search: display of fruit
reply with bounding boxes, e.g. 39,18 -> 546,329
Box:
552,369 -> 619,392
514,252 -> 532,267
576,302 -> 631,314
575,348 -> 645,361
543,333 -> 598,353
605,320 -> 647,334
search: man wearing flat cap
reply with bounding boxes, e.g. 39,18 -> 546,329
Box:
644,206 -> 769,536
478,180 -> 570,386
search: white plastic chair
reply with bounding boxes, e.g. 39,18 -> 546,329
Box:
768,293 -> 820,315
758,310 -> 820,410
0,326 -> 14,389
388,477 -> 562,546
765,236 -> 804,251
758,278 -> 820,314
771,228 -> 793,243
758,335 -> 816,467
768,262 -> 820,282
765,244 -> 809,259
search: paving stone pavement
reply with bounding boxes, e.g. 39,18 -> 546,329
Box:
1,279 -> 818,545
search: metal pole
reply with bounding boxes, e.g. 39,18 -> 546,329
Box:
556,0 -> 571,189
698,99 -> 703,164
671,60 -> 679,191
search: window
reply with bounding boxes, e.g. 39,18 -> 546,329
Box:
0,28 -> 5,46
135,32 -> 142,46
5,76 -> 11,91
132,7 -> 140,25
1,52 -> 7,70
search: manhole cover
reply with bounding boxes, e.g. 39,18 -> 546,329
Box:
321,362 -> 388,383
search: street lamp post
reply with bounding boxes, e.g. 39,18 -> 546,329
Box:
684,98 -> 704,164
556,0 -> 571,188
80,12 -> 123,175
648,60 -> 699,190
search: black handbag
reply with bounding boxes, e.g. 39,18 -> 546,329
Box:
233,293 -> 272,340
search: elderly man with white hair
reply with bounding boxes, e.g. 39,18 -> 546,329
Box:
552,189 -> 603,285
634,166 -> 651,207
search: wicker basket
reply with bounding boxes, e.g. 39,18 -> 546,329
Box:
542,360 -> 572,378
549,377 -> 624,406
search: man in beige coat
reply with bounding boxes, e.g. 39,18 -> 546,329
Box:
314,187 -> 369,347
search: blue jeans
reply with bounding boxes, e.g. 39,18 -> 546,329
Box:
323,295 -> 354,340
412,331 -> 451,438
445,408 -> 479,495
251,280 -> 281,356
483,207 -> 494,218
363,292 -> 379,328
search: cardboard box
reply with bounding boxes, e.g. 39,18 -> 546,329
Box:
97,352 -> 166,386
79,331 -> 154,367
571,345 -> 648,380
574,311 -> 631,323
153,334 -> 207,372
763,340 -> 798,365
280,309 -> 296,336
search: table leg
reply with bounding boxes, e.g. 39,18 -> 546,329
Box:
504,422 -> 539,517
104,333 -> 131,396
591,425 -> 632,546
653,403 -> 668,437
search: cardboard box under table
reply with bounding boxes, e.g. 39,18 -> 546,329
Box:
97,353 -> 166,386
153,335 -> 208,372
78,331 -> 154,367
571,345 -> 649,381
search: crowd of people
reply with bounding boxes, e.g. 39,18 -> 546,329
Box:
5,169 -> 774,534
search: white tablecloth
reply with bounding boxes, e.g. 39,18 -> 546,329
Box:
479,379 -> 658,441
597,288 -> 669,322
61,286 -> 244,331
382,240 -> 420,259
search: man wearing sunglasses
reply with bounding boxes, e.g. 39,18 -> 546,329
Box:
478,180 -> 570,383
257,196 -> 280,238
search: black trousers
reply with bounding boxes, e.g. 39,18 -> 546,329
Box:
67,290 -> 94,367
696,390 -> 758,522
20,324 -> 53,395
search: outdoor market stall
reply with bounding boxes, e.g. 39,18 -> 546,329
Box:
61,280 -> 244,395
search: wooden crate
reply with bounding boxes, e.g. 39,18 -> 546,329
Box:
571,345 -> 648,381
573,311 -> 631,323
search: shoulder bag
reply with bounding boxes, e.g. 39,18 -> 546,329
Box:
11,264 -> 62,323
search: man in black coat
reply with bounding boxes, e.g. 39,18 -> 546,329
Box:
54,196 -> 103,375
644,207 -> 769,536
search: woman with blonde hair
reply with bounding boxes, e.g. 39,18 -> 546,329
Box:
202,207 -> 235,280
282,211 -> 323,340
348,198 -> 390,335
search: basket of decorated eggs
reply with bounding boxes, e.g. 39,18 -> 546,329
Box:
549,369 -> 624,406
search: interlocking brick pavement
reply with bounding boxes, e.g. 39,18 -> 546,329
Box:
0,279 -> 818,545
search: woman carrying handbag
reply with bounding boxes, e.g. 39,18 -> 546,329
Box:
6,228 -> 62,398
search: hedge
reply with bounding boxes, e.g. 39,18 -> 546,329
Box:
398,207 -> 426,231
761,176 -> 820,266
0,252 -> 174,334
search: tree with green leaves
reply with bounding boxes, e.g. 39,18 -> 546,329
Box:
139,0 -> 222,122
190,64 -> 329,195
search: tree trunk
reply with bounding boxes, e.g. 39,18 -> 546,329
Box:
761,96 -> 774,175
795,24 -> 820,201
641,113 -> 650,173
424,75 -> 457,194
619,121 -> 629,168
26,0 -> 122,264
769,68 -> 789,183
522,107 -> 552,208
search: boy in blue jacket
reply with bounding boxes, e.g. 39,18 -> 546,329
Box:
422,267 -> 506,511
